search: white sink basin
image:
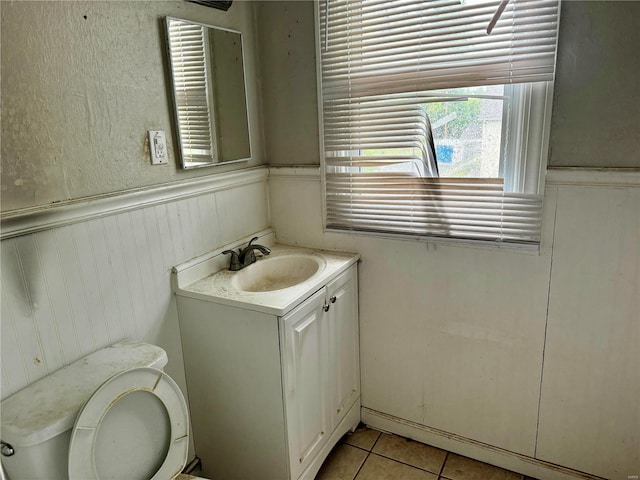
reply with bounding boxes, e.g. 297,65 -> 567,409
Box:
174,240 -> 359,315
232,254 -> 322,292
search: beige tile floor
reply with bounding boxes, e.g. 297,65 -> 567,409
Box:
315,426 -> 538,480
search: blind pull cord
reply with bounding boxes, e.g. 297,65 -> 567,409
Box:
487,0 -> 510,34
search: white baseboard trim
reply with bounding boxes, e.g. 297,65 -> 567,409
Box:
361,407 -> 605,480
1,167 -> 269,240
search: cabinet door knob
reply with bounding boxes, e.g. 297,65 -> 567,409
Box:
1,442 -> 14,457
323,304 -> 330,312
330,296 -> 337,303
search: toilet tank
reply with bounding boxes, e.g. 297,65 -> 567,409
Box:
0,339 -> 168,480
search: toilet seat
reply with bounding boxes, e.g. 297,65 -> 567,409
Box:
68,367 -> 189,480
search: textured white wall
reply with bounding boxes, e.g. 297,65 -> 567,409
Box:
1,1 -> 265,212
256,1 -> 320,166
256,1 -> 640,169
549,1 -> 640,168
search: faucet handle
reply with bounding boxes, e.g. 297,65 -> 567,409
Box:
222,249 -> 242,271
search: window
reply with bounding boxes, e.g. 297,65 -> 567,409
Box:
317,0 -> 560,244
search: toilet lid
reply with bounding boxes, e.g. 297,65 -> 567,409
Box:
68,367 -> 189,480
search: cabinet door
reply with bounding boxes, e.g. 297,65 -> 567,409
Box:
327,266 -> 360,429
281,288 -> 330,480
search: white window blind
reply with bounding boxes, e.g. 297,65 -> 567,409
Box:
318,0 -> 560,244
167,19 -> 215,164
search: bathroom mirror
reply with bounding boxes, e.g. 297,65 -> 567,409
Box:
166,17 -> 251,169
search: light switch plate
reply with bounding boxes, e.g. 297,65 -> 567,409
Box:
148,130 -> 168,165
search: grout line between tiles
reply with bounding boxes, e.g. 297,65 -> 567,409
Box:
367,451 -> 444,477
437,451 -> 449,479
344,443 -> 372,454
351,451 -> 370,480
351,431 -> 380,480
368,430 -> 450,478
369,431 -> 382,452
336,429 -> 528,480
353,430 -> 450,478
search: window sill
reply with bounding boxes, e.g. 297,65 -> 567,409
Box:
324,227 -> 542,255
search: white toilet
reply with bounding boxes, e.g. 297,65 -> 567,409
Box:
0,339 -> 201,480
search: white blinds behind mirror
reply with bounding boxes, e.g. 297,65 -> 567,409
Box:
318,0 -> 560,244
168,21 -> 215,163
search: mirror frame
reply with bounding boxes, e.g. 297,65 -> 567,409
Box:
165,17 -> 253,169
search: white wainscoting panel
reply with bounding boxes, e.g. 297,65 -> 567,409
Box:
536,184 -> 640,479
1,169 -> 269,401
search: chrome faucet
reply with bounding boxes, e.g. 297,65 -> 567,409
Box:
222,237 -> 271,271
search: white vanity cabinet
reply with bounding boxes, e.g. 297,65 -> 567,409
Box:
282,267 -> 360,480
174,246 -> 360,480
